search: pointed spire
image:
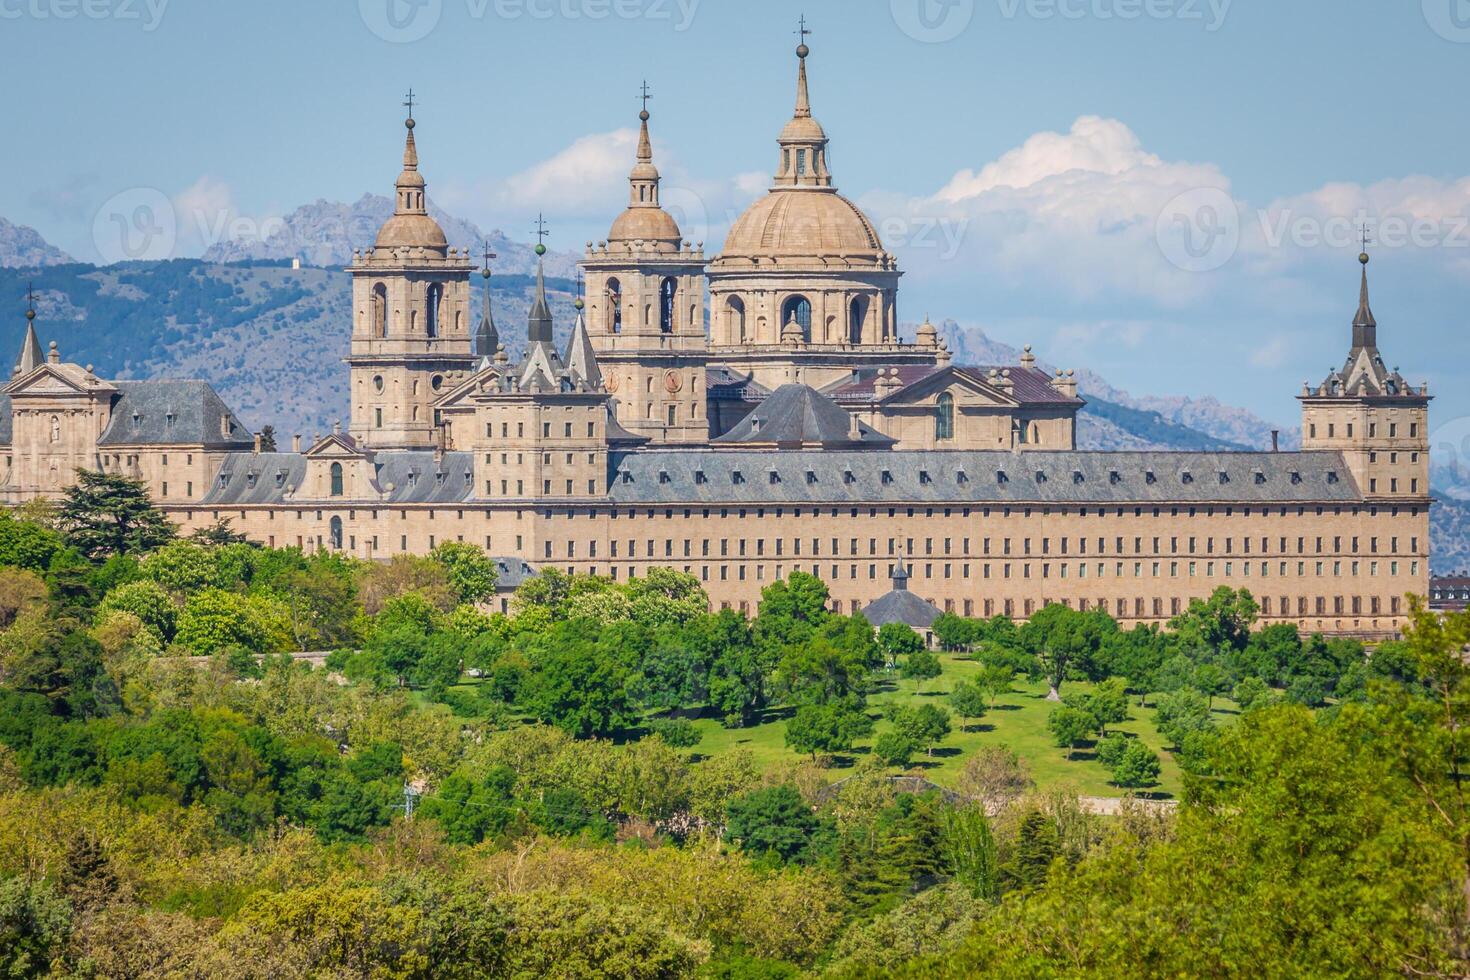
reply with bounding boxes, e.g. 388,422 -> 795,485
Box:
774,21 -> 832,188
564,307 -> 602,390
15,284 -> 42,376
892,560 -> 910,591
1354,249 -> 1376,333
528,220 -> 554,346
394,90 -> 427,217
476,243 -> 499,357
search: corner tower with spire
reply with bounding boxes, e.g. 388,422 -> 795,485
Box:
346,96 -> 477,451
1299,248 -> 1430,502
580,82 -> 709,444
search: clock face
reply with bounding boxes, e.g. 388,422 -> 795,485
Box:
605,372 -> 620,393
664,370 -> 683,394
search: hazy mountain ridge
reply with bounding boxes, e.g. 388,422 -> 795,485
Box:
201,194 -> 580,278
0,217 -> 73,268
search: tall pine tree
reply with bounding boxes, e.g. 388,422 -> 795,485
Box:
58,470 -> 175,560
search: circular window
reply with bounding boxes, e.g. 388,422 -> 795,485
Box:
431,375 -> 444,391
373,375 -> 384,393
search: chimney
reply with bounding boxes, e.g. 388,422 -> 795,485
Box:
292,434 -> 302,453
253,433 -> 262,454
1271,430 -> 1280,452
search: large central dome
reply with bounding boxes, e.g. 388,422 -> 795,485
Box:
719,188 -> 884,264
712,40 -> 889,270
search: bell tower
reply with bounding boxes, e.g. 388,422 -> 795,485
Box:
1299,249 -> 1430,502
580,84 -> 708,444
347,95 -> 476,450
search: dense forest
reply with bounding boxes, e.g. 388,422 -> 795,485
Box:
0,472 -> 1464,977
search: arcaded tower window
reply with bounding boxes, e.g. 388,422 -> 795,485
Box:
426,283 -> 443,338
606,278 -> 622,333
782,296 -> 812,341
728,296 -> 746,342
660,278 -> 677,333
372,283 -> 388,338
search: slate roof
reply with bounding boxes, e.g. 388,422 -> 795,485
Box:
201,451 -> 477,505
823,365 -> 1080,406
706,366 -> 770,402
609,450 -> 1363,505
98,381 -> 255,448
862,566 -> 941,629
713,383 -> 895,448
493,557 -> 536,591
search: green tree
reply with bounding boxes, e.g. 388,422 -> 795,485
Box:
891,703 -> 952,757
97,579 -> 178,644
878,622 -> 925,668
874,732 -> 915,767
1047,704 -> 1096,759
0,876 -> 72,979
724,785 -> 827,864
942,805 -> 1000,900
420,766 -> 519,844
1001,808 -> 1059,891
1170,586 -> 1259,654
57,469 -> 175,560
899,649 -> 943,693
784,698 -> 873,760
949,680 -> 988,733
1079,677 -> 1129,735
1020,603 -> 1116,700
1153,687 -> 1214,749
1232,675 -> 1274,712
1109,739 -> 1162,790
522,626 -> 637,739
430,541 -> 499,605
975,663 -> 1015,708
175,588 -> 267,655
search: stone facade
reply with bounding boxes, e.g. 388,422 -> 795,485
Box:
0,39 -> 1433,639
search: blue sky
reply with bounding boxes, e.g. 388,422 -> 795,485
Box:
3,0 -> 1469,436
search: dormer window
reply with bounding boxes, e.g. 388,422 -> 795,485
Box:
956,469 -> 968,484
246,471 -> 258,489
619,469 -> 633,484
1290,471 -> 1302,485
843,469 -> 856,485
1180,471 -> 1193,484
732,470 -> 745,484
1145,470 -> 1156,485
997,470 -> 1008,484
406,470 -> 419,488
165,412 -> 175,429
695,469 -> 707,485
805,470 -> 818,485
658,469 -> 672,485
1218,471 -> 1229,484
217,472 -> 230,489
1072,470 -> 1085,485
132,412 -> 141,426
1327,471 -> 1339,484
1034,470 -> 1046,484
275,470 -> 287,488
919,470 -> 932,485
881,470 -> 894,485
768,470 -> 780,485
435,471 -> 447,487
1109,470 -> 1121,485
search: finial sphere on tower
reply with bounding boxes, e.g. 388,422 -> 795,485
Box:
535,243 -> 547,256
1360,252 -> 1370,265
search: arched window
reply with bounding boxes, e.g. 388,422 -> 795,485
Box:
606,278 -> 622,333
849,296 -> 867,345
329,516 -> 343,550
727,296 -> 746,343
659,278 -> 677,334
372,283 -> 388,337
425,283 -> 442,338
330,462 -> 344,496
781,296 -> 812,341
935,393 -> 954,442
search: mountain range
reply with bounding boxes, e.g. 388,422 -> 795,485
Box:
3,206 -> 1465,572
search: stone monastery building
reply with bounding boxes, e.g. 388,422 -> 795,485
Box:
0,39 -> 1431,637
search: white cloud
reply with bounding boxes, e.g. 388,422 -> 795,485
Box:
1053,319 -> 1152,352
1250,336 -> 1289,369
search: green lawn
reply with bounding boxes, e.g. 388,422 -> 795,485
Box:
425,651 -> 1239,799
686,651 -> 1240,799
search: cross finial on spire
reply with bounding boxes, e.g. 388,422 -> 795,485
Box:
534,214 -> 549,247
1359,223 -> 1373,258
796,14 -> 812,47
25,282 -> 35,315
481,240 -> 497,278
639,80 -> 652,114
402,88 -> 416,120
